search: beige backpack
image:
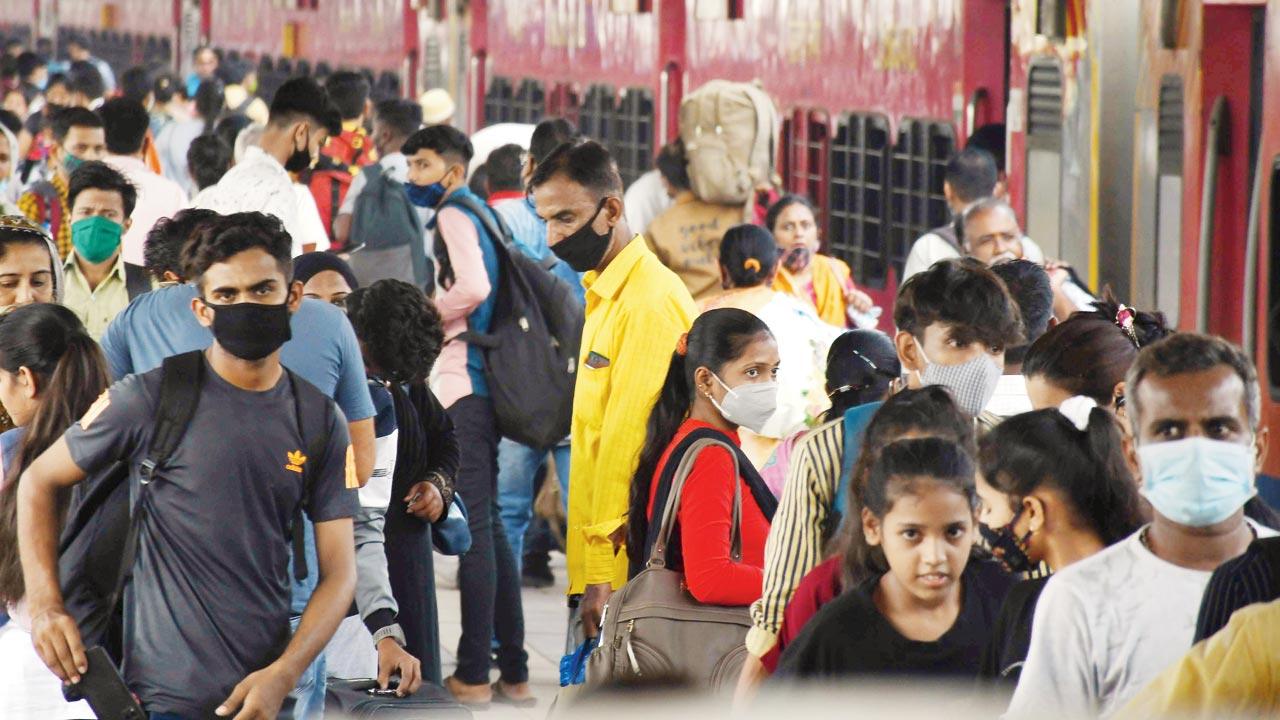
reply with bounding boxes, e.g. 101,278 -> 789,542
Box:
678,80 -> 779,205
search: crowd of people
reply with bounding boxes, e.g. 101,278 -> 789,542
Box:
0,35 -> 1274,720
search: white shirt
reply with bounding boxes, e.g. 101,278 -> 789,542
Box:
1007,521 -> 1278,719
291,183 -> 330,255
465,122 -> 534,177
624,169 -> 673,236
191,146 -> 303,249
104,154 -> 189,266
901,232 -> 1046,283
986,374 -> 1034,417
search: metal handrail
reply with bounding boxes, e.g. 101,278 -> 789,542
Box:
1242,148 -> 1265,357
1197,96 -> 1229,332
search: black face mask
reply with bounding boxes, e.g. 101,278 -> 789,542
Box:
978,506 -> 1035,574
551,198 -> 612,273
204,300 -> 293,361
284,129 -> 313,173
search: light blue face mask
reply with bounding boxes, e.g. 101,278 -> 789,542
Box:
1138,437 -> 1258,527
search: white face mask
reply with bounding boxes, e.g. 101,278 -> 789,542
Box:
913,340 -> 1002,417
708,373 -> 778,434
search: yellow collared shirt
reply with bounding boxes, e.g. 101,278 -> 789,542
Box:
62,252 -> 133,339
566,237 -> 697,594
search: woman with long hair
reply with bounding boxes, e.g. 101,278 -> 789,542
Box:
626,308 -> 780,606
0,303 -> 111,718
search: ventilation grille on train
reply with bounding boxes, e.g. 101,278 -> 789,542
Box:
1158,75 -> 1185,172
1027,62 -> 1064,139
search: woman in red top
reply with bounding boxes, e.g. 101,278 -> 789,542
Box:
626,308 -> 781,606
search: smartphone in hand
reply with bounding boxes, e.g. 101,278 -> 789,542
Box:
62,646 -> 145,720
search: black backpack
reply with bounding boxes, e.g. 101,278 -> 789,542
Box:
441,193 -> 584,450
57,351 -> 333,664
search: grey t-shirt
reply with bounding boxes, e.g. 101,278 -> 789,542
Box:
63,358 -> 358,717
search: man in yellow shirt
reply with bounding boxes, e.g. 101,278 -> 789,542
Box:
531,139 -> 697,636
1116,598 -> 1280,718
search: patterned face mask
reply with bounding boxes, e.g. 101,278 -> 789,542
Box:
913,339 -> 1002,417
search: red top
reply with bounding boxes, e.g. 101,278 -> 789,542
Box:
486,190 -> 525,205
761,555 -> 844,672
646,419 -> 770,606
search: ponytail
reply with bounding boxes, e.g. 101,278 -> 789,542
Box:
0,306 -> 110,606
625,308 -> 772,570
626,351 -> 692,568
977,406 -> 1142,551
1080,407 -> 1142,544
718,224 -> 778,289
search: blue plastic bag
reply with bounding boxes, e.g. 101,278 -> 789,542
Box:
559,636 -> 599,687
431,491 -> 471,555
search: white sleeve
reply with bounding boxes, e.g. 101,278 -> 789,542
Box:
1021,236 -> 1046,263
290,184 -> 330,255
1005,576 -> 1099,719
901,234 -> 959,283
338,171 -> 368,217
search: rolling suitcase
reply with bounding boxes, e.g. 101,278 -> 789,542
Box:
324,679 -> 473,719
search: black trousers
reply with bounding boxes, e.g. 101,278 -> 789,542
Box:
448,395 -> 528,684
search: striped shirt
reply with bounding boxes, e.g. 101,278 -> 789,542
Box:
1194,536 -> 1280,642
746,417 -> 843,657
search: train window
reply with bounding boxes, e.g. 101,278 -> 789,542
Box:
483,76 -> 515,126
783,110 -> 829,224
1160,0 -> 1185,49
1267,157 -> 1280,395
694,0 -> 744,20
1155,75 -> 1184,325
828,113 -> 890,288
1025,59 -> 1065,259
422,35 -> 446,93
512,79 -> 546,125
888,119 -> 955,283
578,85 -> 654,186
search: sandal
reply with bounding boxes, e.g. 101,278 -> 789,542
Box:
491,681 -> 537,708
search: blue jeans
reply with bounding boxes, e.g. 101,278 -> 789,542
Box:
288,615 -> 326,719
496,438 -> 570,569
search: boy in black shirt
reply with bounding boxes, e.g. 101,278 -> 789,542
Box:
18,211 -> 358,719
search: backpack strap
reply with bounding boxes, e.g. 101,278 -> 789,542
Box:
285,369 -> 335,581
123,263 -> 151,300
106,351 -> 204,624
441,192 -> 516,252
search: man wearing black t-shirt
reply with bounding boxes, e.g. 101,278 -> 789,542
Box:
17,212 -> 358,719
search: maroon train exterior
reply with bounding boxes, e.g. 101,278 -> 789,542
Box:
3,0 -> 1280,494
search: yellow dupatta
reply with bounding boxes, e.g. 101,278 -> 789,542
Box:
772,254 -> 851,326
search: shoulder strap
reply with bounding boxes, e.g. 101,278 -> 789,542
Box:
285,369 -> 335,582
123,263 -> 151,300
106,351 -> 203,616
833,402 -> 883,519
442,192 -> 514,251
645,429 -> 744,571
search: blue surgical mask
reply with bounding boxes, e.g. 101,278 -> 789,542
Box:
1138,437 -> 1258,527
405,181 -> 446,208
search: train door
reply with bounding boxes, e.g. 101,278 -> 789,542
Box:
1193,2 -> 1266,344
1251,1 -> 1280,494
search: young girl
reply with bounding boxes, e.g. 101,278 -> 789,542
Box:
627,308 -> 780,606
766,194 -> 873,327
0,303 -> 111,718
776,437 -> 1013,679
760,387 -> 974,674
975,403 -> 1143,683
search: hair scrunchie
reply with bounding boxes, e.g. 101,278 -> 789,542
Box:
1058,395 -> 1097,432
743,258 -> 762,273
675,332 -> 689,357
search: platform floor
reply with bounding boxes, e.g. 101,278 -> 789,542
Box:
434,552 -> 568,720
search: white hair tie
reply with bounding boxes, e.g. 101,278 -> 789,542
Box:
1058,396 -> 1096,432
